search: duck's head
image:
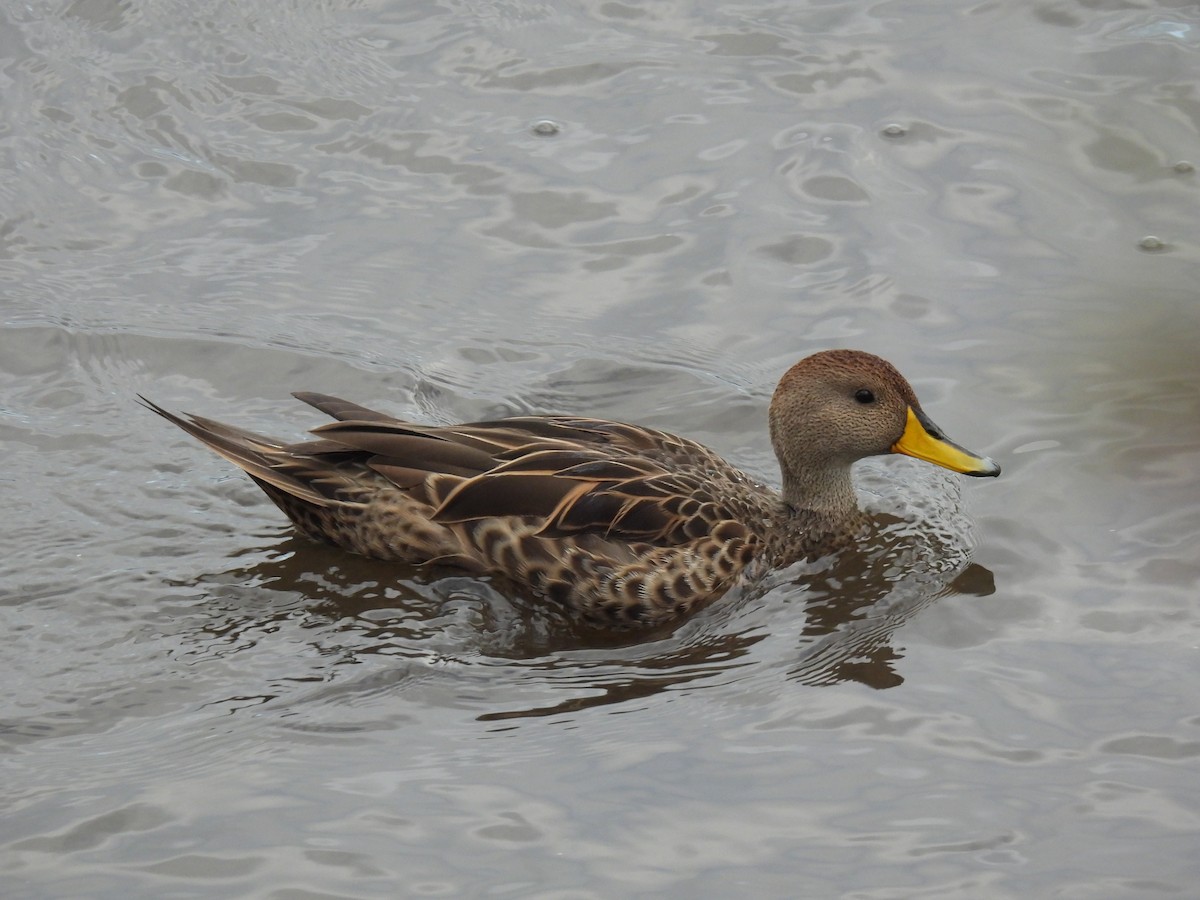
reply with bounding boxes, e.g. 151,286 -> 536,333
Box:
769,350 -> 999,508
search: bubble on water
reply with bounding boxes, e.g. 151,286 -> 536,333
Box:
1172,160 -> 1194,174
1138,235 -> 1166,252
881,123 -> 908,138
530,119 -> 561,136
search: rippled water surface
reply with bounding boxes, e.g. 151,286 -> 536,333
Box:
3,0 -> 1200,897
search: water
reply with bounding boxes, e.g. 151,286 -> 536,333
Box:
3,0 -> 1200,897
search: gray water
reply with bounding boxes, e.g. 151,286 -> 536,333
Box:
3,1 -> 1200,897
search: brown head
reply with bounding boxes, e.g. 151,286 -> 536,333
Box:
768,350 -> 999,513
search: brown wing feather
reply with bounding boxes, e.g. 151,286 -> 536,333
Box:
311,421 -> 498,476
292,392 -> 397,423
311,411 -> 754,550
147,393 -> 761,557
431,473 -> 590,523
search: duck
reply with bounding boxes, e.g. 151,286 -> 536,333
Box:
142,349 -> 999,627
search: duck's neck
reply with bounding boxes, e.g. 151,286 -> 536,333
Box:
780,463 -> 859,519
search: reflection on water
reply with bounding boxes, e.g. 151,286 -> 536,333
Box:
168,494 -> 991,730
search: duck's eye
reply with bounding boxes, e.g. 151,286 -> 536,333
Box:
854,389 -> 876,405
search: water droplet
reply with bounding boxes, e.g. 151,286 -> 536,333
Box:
530,119 -> 560,136
1173,160 -> 1194,174
1138,235 -> 1166,252
881,123 -> 907,138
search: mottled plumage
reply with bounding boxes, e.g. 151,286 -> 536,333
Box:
143,350 -> 999,627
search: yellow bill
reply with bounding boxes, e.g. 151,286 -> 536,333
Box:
891,407 -> 1001,477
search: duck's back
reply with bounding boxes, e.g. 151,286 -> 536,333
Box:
147,393 -> 785,625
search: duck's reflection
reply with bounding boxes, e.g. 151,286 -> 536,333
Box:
178,516 -> 995,720
785,556 -> 995,689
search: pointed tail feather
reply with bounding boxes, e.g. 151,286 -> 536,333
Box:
138,395 -> 343,507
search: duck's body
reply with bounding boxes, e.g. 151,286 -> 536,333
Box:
144,350 -> 999,627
